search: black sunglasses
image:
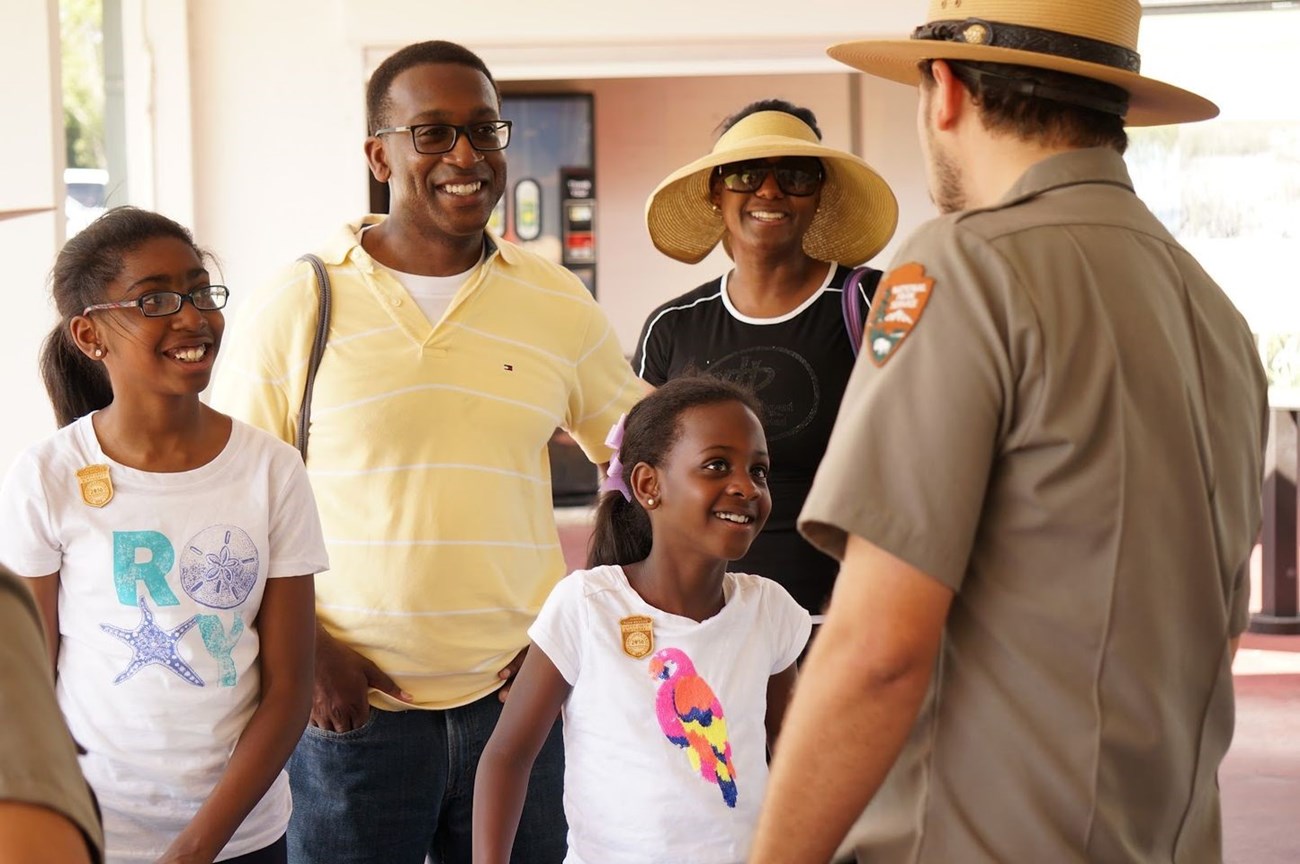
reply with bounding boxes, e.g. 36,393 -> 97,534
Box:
713,157 -> 825,197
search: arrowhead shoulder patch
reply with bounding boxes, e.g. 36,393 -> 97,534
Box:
867,262 -> 935,366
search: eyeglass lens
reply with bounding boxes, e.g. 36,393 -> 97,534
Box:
719,158 -> 824,196
412,122 -> 511,154
140,285 -> 229,317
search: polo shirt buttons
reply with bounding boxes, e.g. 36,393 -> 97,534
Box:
390,297 -> 402,306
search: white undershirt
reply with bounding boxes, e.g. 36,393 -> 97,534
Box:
363,226 -> 484,327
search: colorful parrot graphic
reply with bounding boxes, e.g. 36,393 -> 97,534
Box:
649,646 -> 738,808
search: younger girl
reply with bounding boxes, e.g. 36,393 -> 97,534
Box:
473,376 -> 810,863
0,207 -> 327,864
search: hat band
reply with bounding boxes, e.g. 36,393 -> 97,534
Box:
946,61 -> 1129,117
912,18 -> 1141,74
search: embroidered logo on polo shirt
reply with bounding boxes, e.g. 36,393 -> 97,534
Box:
867,262 -> 935,367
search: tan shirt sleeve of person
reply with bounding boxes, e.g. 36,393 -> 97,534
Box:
799,218 -> 1034,592
0,568 -> 104,863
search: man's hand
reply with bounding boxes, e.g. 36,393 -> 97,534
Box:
311,625 -> 412,732
497,646 -> 529,702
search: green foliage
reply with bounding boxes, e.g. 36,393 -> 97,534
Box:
61,0 -> 104,169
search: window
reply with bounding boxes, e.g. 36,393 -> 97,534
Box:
1129,5 -> 1300,400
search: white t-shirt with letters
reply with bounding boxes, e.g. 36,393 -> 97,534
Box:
0,415 -> 328,862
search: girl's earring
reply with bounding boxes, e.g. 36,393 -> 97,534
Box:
93,347 -> 105,359
646,497 -> 657,508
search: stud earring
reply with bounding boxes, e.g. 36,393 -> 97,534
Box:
646,497 -> 657,508
93,347 -> 105,359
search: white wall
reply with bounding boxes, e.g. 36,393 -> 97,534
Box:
0,0 -> 64,472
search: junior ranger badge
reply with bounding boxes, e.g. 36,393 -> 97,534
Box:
619,615 -> 654,659
77,463 -> 114,508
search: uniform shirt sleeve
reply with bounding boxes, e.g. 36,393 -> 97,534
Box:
564,299 -> 642,463
0,568 -> 105,863
265,441 -> 329,579
0,449 -> 63,577
800,219 -> 1027,592
527,570 -> 587,686
761,578 -> 812,673
210,260 -> 322,446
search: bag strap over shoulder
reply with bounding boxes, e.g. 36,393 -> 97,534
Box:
296,254 -> 332,462
841,265 -> 882,357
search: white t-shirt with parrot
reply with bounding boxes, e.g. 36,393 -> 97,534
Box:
529,564 -> 810,864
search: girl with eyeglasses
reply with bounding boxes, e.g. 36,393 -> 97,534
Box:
0,206 -> 328,864
635,100 -> 899,631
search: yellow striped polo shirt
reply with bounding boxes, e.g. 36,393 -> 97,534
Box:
211,217 -> 641,708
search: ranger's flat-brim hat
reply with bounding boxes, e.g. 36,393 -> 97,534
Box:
828,0 -> 1218,127
645,111 -> 899,265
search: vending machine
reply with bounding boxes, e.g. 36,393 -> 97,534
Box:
496,95 -> 599,503
490,93 -> 597,296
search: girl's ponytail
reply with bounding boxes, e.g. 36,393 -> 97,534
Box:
40,323 -> 112,428
586,491 -> 652,568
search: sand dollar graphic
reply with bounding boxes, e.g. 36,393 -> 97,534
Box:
180,526 -> 260,609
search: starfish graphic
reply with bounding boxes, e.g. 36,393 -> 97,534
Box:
101,597 -> 204,686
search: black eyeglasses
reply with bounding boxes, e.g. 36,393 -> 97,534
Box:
714,157 -> 825,197
372,121 -> 513,155
83,285 -> 230,318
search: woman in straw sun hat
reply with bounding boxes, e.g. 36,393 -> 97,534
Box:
752,2 -> 1267,864
633,99 -> 898,625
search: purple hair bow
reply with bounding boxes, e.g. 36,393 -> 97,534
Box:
599,413 -> 632,502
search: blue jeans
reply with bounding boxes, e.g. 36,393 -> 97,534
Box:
286,694 -> 566,864
224,835 -> 287,863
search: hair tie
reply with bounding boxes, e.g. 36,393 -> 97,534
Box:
599,413 -> 633,502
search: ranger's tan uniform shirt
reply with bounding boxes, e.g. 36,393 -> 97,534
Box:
802,148 -> 1267,863
0,566 -> 103,862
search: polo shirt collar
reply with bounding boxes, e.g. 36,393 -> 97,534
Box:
318,214 -> 521,269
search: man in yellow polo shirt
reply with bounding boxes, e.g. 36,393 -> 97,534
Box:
212,41 -> 640,864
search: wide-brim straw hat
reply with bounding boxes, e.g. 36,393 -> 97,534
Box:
828,0 -> 1217,127
645,111 -> 899,265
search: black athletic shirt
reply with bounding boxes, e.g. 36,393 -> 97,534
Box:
632,262 -> 876,614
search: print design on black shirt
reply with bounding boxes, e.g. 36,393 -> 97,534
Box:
707,345 -> 821,442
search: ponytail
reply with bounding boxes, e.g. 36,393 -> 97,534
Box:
40,324 -> 112,428
586,490 -> 652,568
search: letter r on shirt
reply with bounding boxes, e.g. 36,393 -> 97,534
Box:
113,530 -> 180,606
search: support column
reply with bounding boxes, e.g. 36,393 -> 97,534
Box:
1251,409 -> 1300,634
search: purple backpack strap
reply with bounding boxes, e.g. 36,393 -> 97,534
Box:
841,266 -> 882,357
